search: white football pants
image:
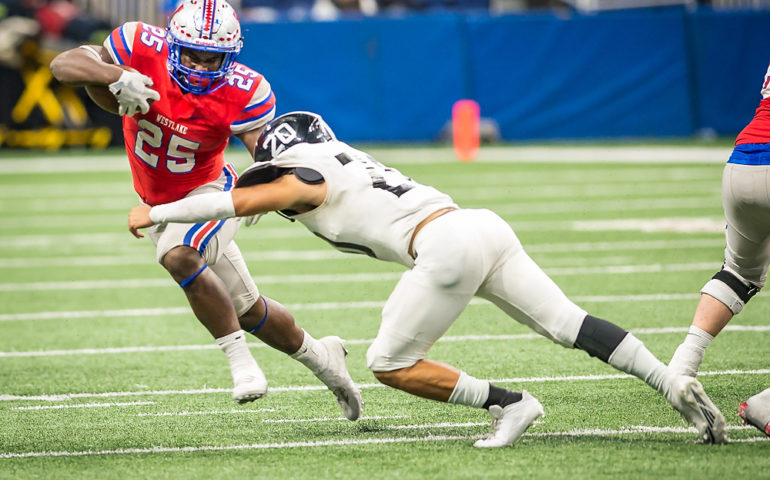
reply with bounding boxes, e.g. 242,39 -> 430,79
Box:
148,166 -> 260,316
721,162 -> 770,287
367,208 -> 587,372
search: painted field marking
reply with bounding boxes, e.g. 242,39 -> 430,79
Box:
491,196 -> 719,216
0,146 -> 731,176
1,325 -> 768,358
6,290 -> 770,323
0,424 -> 765,459
14,401 -> 154,411
388,423 -> 757,434
1,236 -> 724,256
137,408 -> 275,417
262,415 -> 407,424
2,369 -> 768,403
0,237 -> 725,268
0,262 -> 720,292
0,250 -> 347,268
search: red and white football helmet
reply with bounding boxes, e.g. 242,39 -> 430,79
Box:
167,0 -> 243,94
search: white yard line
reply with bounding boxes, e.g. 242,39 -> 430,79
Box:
137,408 -> 275,417
262,415 -> 407,423
524,238 -> 723,253
0,263 -> 720,292
0,272 -> 403,292
0,435 -> 483,458
571,218 -> 725,233
2,369 -> 768,403
491,196 -> 719,215
1,423 -> 765,459
388,422 -> 487,430
471,146 -> 731,164
0,238 -> 724,268
0,250 -> 349,268
7,290 -> 770,323
389,423 -> 755,433
0,193 -> 718,215
14,401 -> 154,410
0,146 -> 732,175
1,326 -> 768,358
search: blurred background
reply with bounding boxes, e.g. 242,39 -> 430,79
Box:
1,0 -> 770,149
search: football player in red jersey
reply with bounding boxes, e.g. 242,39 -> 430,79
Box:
668,63 -> 770,438
49,0 -> 361,420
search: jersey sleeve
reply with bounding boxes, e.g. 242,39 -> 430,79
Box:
230,77 -> 277,135
103,22 -> 138,66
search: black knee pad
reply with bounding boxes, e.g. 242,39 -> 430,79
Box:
574,315 -> 629,362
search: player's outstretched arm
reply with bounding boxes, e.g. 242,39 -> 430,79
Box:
128,175 -> 326,238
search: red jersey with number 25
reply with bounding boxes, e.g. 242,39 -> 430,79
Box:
103,22 -> 276,205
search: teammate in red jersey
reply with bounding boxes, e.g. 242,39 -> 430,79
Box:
49,0 -> 361,420
668,62 -> 770,438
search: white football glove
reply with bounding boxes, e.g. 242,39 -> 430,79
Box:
243,213 -> 266,227
108,70 -> 161,116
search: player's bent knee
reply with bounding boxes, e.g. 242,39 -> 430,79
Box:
366,341 -> 419,374
702,268 -> 761,315
372,369 -> 398,385
232,292 -> 261,319
161,245 -> 203,275
371,366 -> 416,391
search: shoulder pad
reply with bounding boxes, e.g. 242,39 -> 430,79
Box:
235,162 -> 289,188
293,167 -> 325,185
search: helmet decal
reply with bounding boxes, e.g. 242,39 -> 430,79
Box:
263,123 -> 299,160
255,112 -> 337,163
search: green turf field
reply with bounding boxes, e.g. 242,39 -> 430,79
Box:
0,144 -> 767,479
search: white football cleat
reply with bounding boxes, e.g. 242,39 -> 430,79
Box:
737,387 -> 770,437
664,374 -> 727,444
473,390 -> 544,448
314,336 -> 362,420
232,369 -> 268,404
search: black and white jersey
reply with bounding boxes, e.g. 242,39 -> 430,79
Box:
272,141 -> 457,267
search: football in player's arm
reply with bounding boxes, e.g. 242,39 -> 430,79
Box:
129,111 -> 729,447
49,0 -> 362,420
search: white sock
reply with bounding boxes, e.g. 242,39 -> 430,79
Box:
607,334 -> 668,393
448,371 -> 490,408
668,325 -> 714,377
290,330 -> 328,373
215,330 -> 260,381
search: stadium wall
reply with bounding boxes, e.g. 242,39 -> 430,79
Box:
238,8 -> 770,142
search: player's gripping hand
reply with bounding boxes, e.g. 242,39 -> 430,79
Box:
128,205 -> 154,239
108,70 -> 160,116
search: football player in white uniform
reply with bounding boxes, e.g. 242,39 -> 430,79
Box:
128,112 -> 727,447
668,64 -> 770,438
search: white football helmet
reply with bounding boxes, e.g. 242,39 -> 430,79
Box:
167,0 -> 243,94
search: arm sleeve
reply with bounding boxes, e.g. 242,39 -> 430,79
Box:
103,22 -> 138,66
149,191 -> 236,224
